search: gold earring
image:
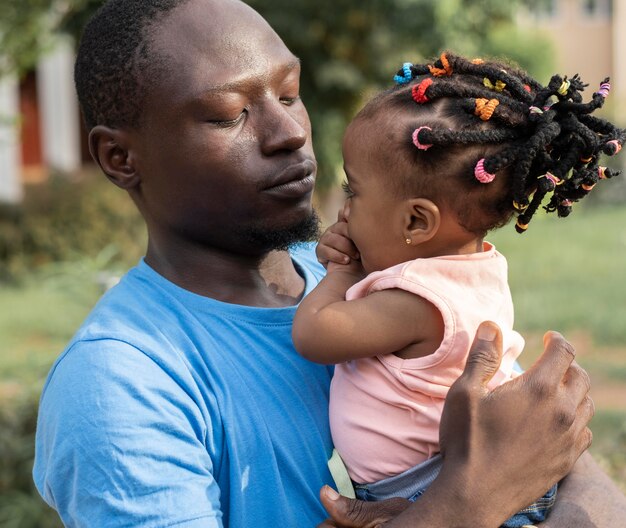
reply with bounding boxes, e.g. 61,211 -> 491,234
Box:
405,238 -> 412,245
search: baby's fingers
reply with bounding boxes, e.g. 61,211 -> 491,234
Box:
318,230 -> 359,266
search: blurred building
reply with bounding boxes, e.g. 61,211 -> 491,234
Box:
0,36 -> 83,204
519,0 -> 626,122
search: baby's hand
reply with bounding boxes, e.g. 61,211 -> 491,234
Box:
316,218 -> 359,269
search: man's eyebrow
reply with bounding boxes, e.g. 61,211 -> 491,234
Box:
194,57 -> 301,98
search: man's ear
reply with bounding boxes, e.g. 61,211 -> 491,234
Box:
403,198 -> 441,245
88,125 -> 140,190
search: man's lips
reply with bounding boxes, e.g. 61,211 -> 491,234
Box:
263,159 -> 317,198
264,159 -> 317,189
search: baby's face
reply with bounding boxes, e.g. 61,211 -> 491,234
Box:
341,118 -> 416,274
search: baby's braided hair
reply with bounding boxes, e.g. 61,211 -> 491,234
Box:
379,52 -> 625,235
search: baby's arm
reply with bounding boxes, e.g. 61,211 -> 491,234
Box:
294,222 -> 442,364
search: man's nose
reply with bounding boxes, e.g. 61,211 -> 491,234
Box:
259,100 -> 308,155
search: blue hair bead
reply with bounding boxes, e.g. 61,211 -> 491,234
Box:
393,62 -> 414,85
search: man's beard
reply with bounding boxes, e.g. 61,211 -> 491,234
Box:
238,209 -> 321,252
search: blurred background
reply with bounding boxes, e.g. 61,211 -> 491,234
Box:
0,0 -> 625,525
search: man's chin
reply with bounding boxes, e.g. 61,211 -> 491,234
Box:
239,209 -> 321,253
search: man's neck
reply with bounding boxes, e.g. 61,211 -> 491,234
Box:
144,237 -> 306,308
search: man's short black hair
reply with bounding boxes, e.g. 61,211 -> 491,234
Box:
75,0 -> 191,130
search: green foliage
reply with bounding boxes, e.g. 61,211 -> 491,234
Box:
0,390 -> 63,528
0,171 -> 146,282
0,0 -> 66,76
488,205 -> 626,345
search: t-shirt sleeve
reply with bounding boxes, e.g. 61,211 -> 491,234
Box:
33,339 -> 223,528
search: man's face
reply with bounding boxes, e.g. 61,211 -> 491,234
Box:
131,0 -> 317,254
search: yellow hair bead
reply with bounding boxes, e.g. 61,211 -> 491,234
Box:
515,219 -> 529,232
513,201 -> 528,212
483,78 -> 506,92
580,156 -> 593,163
557,80 -> 570,96
472,58 -> 484,65
582,183 -> 595,191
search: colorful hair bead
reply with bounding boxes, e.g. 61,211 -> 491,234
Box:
513,200 -> 529,212
483,78 -> 506,92
557,79 -> 570,96
515,219 -> 529,233
412,126 -> 433,150
582,183 -> 596,191
394,62 -> 414,85
539,172 -> 561,190
598,166 -> 607,179
474,158 -> 496,183
523,84 -> 531,93
605,139 -> 622,155
596,80 -> 611,98
412,78 -> 433,104
471,58 -> 484,65
529,106 -> 543,115
560,199 -> 573,207
474,98 -> 499,121
580,155 -> 593,163
428,53 -> 453,77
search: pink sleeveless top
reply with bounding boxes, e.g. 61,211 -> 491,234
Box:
329,242 -> 524,483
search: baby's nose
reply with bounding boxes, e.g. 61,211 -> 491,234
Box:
341,199 -> 351,222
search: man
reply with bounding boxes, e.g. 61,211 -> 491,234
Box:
33,0 -> 624,526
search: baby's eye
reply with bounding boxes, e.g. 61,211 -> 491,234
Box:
342,180 -> 354,198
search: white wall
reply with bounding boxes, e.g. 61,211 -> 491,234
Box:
37,36 -> 81,174
0,74 -> 22,203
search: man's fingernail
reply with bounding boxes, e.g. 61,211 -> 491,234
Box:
325,486 -> 340,501
477,323 -> 497,342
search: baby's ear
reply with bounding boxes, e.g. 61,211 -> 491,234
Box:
403,198 -> 441,245
89,125 -> 140,190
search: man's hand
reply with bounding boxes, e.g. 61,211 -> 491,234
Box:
317,486 -> 409,527
317,322 -> 594,528
437,322 -> 593,525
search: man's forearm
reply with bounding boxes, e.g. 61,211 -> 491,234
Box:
539,452 -> 626,528
540,453 -> 626,528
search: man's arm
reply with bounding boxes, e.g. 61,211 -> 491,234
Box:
318,322 -> 599,527
33,339 -> 223,527
538,452 -> 626,528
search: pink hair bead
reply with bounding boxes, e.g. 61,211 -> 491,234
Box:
412,126 -> 433,150
606,140 -> 622,155
474,158 -> 496,183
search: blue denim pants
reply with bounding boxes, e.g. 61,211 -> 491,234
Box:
354,454 -> 558,527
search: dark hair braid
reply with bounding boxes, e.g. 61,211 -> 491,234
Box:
387,51 -> 625,235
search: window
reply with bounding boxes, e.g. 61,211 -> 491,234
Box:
581,0 -> 613,18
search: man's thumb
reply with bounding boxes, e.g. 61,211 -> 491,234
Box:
319,486 -> 407,528
461,321 -> 503,388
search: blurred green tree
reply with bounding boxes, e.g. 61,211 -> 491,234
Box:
1,0 -> 553,192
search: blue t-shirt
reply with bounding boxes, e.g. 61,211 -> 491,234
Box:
33,243 -> 335,527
